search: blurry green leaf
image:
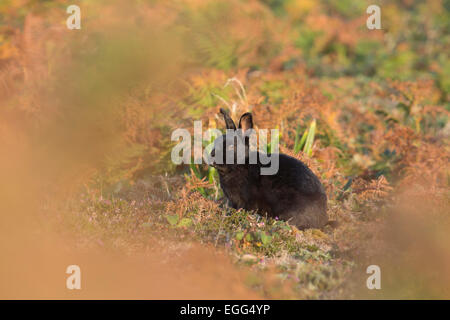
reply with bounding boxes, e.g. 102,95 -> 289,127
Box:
260,231 -> 272,246
166,214 -> 179,226
177,217 -> 193,228
294,126 -> 308,153
208,167 -> 217,185
197,187 -> 208,197
303,119 -> 316,156
235,231 -> 244,241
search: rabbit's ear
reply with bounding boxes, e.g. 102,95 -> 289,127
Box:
238,112 -> 253,132
220,108 -> 236,130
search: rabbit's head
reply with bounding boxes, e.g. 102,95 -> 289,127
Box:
209,108 -> 254,172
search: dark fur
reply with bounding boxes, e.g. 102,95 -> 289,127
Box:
209,109 -> 328,229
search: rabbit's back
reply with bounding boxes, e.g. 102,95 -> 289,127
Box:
258,153 -> 328,228
219,153 -> 328,229
261,153 -> 325,195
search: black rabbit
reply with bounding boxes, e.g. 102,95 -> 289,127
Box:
208,108 -> 328,229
